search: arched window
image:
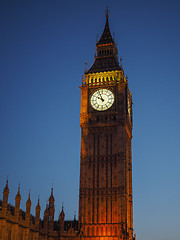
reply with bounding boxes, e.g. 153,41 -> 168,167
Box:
105,226 -> 107,235
101,226 -> 103,236
96,226 -> 99,236
115,225 -> 117,235
92,226 -> 94,236
87,227 -> 90,236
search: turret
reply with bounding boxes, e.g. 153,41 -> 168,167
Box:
14,185 -> 21,217
35,198 -> 41,227
25,193 -> 31,221
43,203 -> 49,231
48,187 -> 55,231
2,179 -> 9,216
59,206 -> 65,235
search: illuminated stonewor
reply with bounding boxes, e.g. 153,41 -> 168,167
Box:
0,182 -> 79,239
79,11 -> 134,240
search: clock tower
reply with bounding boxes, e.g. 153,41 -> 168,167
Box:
79,11 -> 133,240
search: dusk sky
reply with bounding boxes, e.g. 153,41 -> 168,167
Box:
0,1 -> 180,240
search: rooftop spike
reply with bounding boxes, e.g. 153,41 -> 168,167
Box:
96,10 -> 114,46
86,8 -> 121,74
105,5 -> 110,19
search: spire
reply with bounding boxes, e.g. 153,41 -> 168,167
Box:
97,7 -> 114,46
86,8 -> 121,74
60,206 -> 65,220
15,185 -> 21,202
36,197 -> 40,208
49,187 -> 55,204
106,5 -> 109,19
48,187 -> 55,231
36,197 -> 41,215
26,192 -> 31,220
4,178 -> 9,191
59,205 -> 65,234
2,178 -> 9,216
35,197 -> 41,226
43,202 -> 49,231
27,192 -> 31,204
15,185 -> 21,216
3,178 -> 9,203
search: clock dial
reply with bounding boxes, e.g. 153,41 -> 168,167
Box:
91,89 -> 114,111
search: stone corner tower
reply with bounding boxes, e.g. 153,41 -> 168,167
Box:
78,10 -> 134,240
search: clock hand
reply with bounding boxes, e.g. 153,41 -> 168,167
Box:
97,96 -> 104,102
98,91 -> 104,102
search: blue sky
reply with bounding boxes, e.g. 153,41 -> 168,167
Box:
0,1 -> 180,240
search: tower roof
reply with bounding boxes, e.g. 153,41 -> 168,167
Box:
16,185 -> 21,199
26,193 -> 31,205
86,10 -> 121,74
97,13 -> 114,45
60,206 -> 65,219
3,179 -> 9,194
49,187 -> 55,202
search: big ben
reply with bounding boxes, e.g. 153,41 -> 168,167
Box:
79,11 -> 133,240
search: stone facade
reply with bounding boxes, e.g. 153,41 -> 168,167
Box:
79,12 -> 133,240
0,182 -> 78,240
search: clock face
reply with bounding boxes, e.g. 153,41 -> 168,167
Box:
91,89 -> 114,111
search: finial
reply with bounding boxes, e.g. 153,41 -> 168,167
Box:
28,190 -> 31,200
51,184 -> 53,195
18,184 -> 20,193
62,201 -> 64,208
74,211 -> 76,221
84,61 -> 87,73
105,6 -> 110,19
3,176 -> 9,197
5,176 -> 8,188
120,57 -> 123,67
60,202 -> 65,218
